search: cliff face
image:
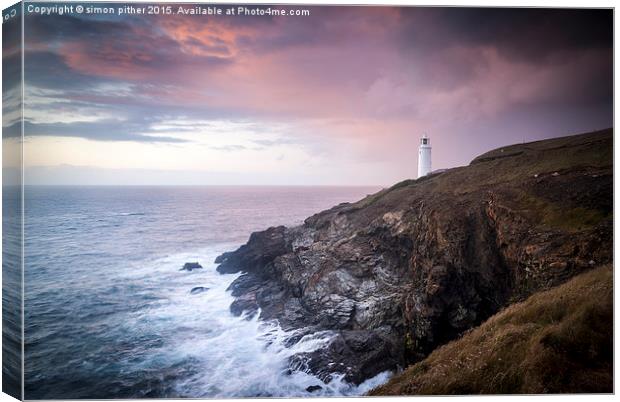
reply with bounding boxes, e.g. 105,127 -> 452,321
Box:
215,129 -> 612,385
370,265 -> 613,394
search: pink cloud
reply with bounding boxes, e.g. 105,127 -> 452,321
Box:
23,8 -> 611,183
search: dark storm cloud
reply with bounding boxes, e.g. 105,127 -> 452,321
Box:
2,7 -> 22,47
17,5 -> 613,150
233,6 -> 398,52
2,12 -> 22,93
397,8 -> 612,62
25,13 -> 232,85
460,8 -> 611,60
25,13 -> 134,42
3,52 -> 21,92
18,12 -> 244,143
390,7 -> 612,112
24,51 -> 112,90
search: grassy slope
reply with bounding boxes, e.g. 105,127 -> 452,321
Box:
370,265 -> 613,395
356,129 -> 612,232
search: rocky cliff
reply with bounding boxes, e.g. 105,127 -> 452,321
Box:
215,128 -> 613,386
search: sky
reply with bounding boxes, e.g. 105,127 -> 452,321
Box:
3,5 -> 613,185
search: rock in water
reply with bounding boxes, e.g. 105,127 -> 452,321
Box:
180,262 -> 203,271
190,286 -> 209,295
215,129 -> 613,386
306,385 -> 322,393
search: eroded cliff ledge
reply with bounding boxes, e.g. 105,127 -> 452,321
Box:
215,128 -> 612,385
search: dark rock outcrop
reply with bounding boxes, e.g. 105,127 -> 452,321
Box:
180,262 -> 203,271
190,286 -> 209,295
215,129 -> 613,385
216,226 -> 289,274
290,329 -> 403,385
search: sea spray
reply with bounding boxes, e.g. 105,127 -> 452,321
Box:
114,248 -> 391,397
23,185 -> 383,398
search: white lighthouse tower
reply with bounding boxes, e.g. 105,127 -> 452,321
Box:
417,134 -> 432,178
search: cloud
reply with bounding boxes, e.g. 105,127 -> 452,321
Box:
22,120 -> 187,143
209,144 -> 249,152
395,8 -> 612,62
15,6 -> 612,184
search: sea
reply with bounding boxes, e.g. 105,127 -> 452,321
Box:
20,185 -> 390,399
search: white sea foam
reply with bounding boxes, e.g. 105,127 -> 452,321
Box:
119,247 -> 391,397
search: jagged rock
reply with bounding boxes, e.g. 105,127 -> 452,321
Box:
216,226 -> 289,274
230,292 -> 259,317
290,329 -> 402,385
180,262 -> 203,271
306,385 -> 322,393
215,129 -> 613,385
190,286 -> 209,295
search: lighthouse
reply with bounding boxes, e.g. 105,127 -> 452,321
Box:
417,134 -> 432,178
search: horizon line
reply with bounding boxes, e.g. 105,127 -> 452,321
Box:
10,183 -> 391,188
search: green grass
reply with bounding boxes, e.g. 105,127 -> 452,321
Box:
434,129 -> 612,195
344,129 -> 612,216
542,206 -> 609,232
369,265 -> 613,395
514,193 -> 609,232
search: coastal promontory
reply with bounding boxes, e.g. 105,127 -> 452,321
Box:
215,128 -> 613,391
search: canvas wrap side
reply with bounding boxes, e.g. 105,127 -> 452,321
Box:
2,2 -> 24,400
